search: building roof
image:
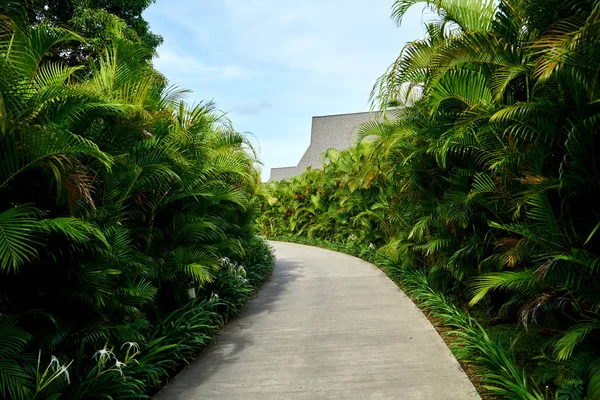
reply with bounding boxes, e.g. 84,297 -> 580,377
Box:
268,111 -> 378,182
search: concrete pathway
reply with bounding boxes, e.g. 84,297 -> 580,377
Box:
155,241 -> 480,399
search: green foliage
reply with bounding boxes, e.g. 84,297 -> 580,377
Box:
400,269 -> 545,400
0,206 -> 44,273
0,0 -> 162,63
258,0 -> 600,397
0,316 -> 35,399
0,6 -> 273,399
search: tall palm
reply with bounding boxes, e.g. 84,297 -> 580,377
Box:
260,0 -> 600,396
0,9 -> 264,399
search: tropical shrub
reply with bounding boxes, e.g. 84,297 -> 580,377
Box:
258,0 -> 600,397
0,4 -> 272,399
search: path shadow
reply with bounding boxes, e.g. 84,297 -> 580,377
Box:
155,251 -> 303,397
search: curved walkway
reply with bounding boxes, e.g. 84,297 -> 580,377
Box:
155,241 -> 480,399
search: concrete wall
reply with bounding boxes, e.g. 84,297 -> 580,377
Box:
268,111 -> 378,182
268,166 -> 302,182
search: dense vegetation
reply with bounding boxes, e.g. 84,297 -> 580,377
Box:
258,0 -> 600,398
1,0 -> 162,63
0,3 -> 273,399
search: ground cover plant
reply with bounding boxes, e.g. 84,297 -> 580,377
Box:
0,2 -> 274,398
258,0 -> 600,398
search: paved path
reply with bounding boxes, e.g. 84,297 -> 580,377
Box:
155,241 -> 480,399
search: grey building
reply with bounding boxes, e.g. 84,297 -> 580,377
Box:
268,111 -> 378,181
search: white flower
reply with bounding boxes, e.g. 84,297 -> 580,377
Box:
49,355 -> 61,371
60,365 -> 70,384
36,353 -> 73,392
114,360 -> 127,376
210,292 -> 219,300
369,243 -> 375,249
93,348 -> 115,363
121,342 -> 140,354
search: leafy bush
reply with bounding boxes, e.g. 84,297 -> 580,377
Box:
259,0 -> 600,396
0,3 -> 273,398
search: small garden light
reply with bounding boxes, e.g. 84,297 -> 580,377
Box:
187,280 -> 196,299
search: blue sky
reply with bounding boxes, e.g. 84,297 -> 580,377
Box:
143,0 -> 426,181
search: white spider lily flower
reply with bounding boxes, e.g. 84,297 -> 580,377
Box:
114,360 -> 127,376
49,355 -> 61,371
93,348 -> 115,363
60,365 -> 70,384
121,342 -> 140,354
36,352 -> 73,392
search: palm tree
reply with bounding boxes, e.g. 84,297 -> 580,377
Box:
0,8 -> 265,399
259,0 -> 600,396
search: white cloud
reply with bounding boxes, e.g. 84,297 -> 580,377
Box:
217,0 -> 424,98
153,46 -> 248,80
145,0 -> 426,176
232,99 -> 272,115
